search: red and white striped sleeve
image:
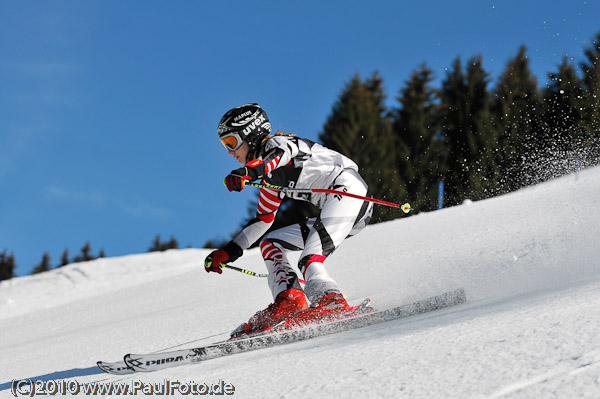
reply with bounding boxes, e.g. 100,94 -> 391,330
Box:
256,186 -> 282,223
263,151 -> 283,174
231,184 -> 283,250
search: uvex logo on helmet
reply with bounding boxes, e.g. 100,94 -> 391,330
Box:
242,115 -> 266,135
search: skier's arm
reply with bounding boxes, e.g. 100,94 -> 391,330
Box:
231,185 -> 282,248
207,141 -> 290,273
205,185 -> 283,274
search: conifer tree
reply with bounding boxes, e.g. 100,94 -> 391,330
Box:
149,235 -> 162,252
148,235 -> 179,252
492,46 -> 542,190
167,237 -> 178,250
580,32 -> 600,162
438,58 -> 467,206
203,239 -> 227,249
60,249 -> 70,267
465,57 -> 502,199
320,72 -> 404,222
541,57 -> 585,155
73,242 -> 95,263
0,249 -> 16,281
391,65 -> 444,211
32,252 -> 51,275
82,242 -> 93,261
438,56 -> 498,206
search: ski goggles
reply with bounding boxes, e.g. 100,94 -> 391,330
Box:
219,131 -> 244,151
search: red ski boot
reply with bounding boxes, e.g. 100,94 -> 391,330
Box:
288,291 -> 352,327
231,288 -> 308,339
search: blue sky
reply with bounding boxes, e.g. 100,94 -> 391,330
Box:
2,0 -> 599,276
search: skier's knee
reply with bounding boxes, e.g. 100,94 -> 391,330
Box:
298,254 -> 327,277
260,239 -> 284,261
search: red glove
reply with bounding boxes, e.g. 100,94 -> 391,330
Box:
224,171 -> 251,192
204,249 -> 229,274
224,160 -> 265,192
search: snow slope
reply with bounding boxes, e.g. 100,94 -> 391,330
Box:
1,166 -> 600,398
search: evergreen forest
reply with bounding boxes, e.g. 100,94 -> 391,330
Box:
2,33 -> 599,281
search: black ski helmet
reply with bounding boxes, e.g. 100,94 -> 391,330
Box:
217,103 -> 272,154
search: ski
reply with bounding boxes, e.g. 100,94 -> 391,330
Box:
115,288 -> 465,374
97,303 -> 370,376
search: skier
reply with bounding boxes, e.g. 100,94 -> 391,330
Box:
204,103 -> 373,336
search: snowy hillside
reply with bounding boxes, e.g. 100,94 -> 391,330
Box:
1,167 -> 600,398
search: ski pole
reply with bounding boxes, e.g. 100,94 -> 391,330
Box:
224,264 -> 306,284
245,182 -> 412,213
223,264 -> 268,277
